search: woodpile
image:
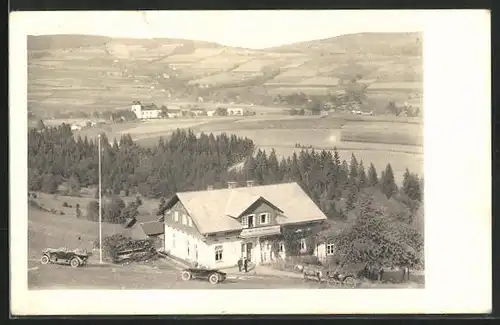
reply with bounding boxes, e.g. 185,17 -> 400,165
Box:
98,234 -> 159,264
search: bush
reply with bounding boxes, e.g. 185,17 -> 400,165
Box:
86,200 -> 100,222
331,197 -> 424,270
287,255 -> 322,267
62,202 -> 69,207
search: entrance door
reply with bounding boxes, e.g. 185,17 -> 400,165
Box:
246,242 -> 253,262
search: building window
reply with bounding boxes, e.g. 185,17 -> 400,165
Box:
187,217 -> 193,227
246,214 -> 255,228
259,213 -> 270,225
174,211 -> 179,222
215,245 -> 223,262
241,216 -> 249,228
279,242 -> 285,253
300,238 -> 307,252
326,243 -> 335,255
187,240 -> 190,256
182,214 -> 187,225
172,233 -> 176,248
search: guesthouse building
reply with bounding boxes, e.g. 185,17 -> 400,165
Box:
158,181 -> 327,268
131,101 -> 163,119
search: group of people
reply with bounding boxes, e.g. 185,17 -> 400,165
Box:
237,257 -> 249,273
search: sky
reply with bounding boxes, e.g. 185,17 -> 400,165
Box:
14,10 -> 426,49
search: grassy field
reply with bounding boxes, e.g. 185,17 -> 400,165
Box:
28,191 -> 161,258
27,33 -> 422,116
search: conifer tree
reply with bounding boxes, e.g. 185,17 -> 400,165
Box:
349,153 -> 359,184
345,187 -> 357,211
267,149 -> 280,183
358,160 -> 368,188
380,163 -> 398,199
368,163 -> 379,187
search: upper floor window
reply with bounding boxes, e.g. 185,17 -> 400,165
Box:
187,216 -> 193,227
181,214 -> 187,225
259,213 -> 270,225
241,214 -> 255,228
174,211 -> 179,222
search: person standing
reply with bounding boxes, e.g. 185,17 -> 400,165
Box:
243,257 -> 248,273
237,257 -> 243,272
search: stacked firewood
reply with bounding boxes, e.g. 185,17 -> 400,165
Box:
97,234 -> 158,263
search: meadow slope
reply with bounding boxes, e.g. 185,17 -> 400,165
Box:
28,33 -> 422,116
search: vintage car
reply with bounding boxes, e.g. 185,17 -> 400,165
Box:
40,248 -> 91,268
180,267 -> 227,285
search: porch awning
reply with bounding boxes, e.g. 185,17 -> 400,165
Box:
239,225 -> 281,238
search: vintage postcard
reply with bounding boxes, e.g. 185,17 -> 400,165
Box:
10,10 -> 491,315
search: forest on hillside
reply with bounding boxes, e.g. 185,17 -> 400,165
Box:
28,122 -> 422,222
28,122 -> 424,269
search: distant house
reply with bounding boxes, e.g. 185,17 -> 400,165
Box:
191,108 -> 207,116
207,110 -> 216,117
167,109 -> 183,118
70,124 -> 83,131
227,107 -> 245,116
158,182 -> 327,269
131,101 -> 163,119
123,217 -> 165,250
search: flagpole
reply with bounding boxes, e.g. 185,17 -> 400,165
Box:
98,134 -> 102,264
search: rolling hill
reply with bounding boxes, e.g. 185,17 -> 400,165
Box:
27,33 -> 423,117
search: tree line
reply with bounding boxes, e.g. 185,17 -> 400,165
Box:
28,124 -> 255,199
29,123 -> 423,227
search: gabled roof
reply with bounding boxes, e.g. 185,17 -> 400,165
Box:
224,191 -> 283,218
160,182 -> 327,235
140,221 -> 164,236
124,217 -> 137,228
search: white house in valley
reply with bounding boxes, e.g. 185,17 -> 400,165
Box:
131,101 -> 163,119
158,181 -> 327,269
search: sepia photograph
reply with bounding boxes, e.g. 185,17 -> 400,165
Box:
10,10 -> 491,315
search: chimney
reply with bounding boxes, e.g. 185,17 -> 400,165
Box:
246,180 -> 255,187
227,181 -> 237,189
207,185 -> 214,191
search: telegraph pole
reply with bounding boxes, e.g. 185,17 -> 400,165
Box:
98,134 -> 102,264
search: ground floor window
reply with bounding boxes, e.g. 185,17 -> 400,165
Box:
299,238 -> 307,252
326,242 -> 335,255
279,242 -> 285,253
215,245 -> 223,262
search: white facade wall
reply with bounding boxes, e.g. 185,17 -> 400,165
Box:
140,109 -> 162,119
164,224 -> 212,267
206,238 -> 242,269
131,104 -> 142,119
314,243 -> 327,263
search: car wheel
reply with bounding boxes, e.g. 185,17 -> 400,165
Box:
181,271 -> 191,281
208,273 -> 219,285
342,276 -> 357,289
40,255 -> 50,265
70,257 -> 80,268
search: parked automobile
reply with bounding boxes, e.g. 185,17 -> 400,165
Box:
180,267 -> 227,285
40,248 -> 90,268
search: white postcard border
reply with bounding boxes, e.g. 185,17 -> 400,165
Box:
10,10 -> 491,315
